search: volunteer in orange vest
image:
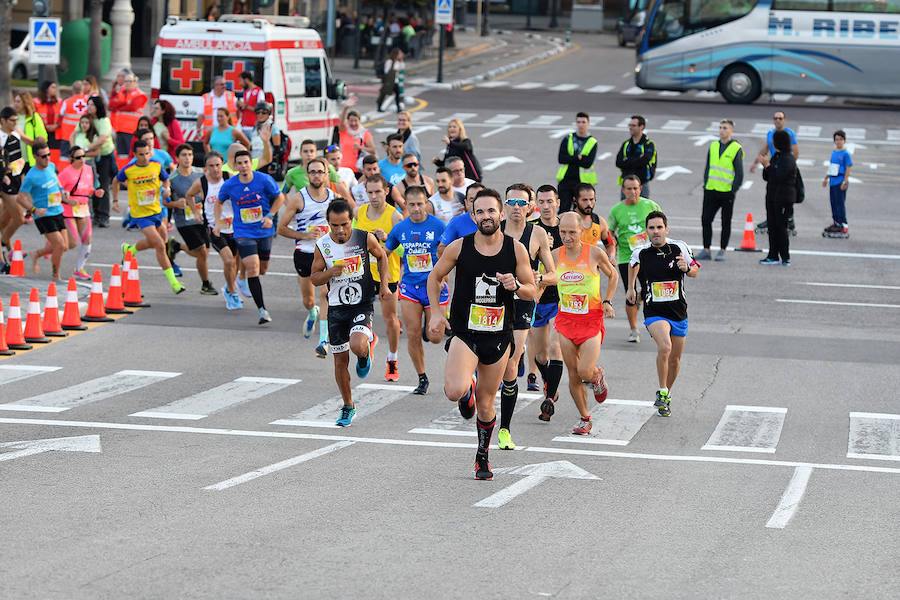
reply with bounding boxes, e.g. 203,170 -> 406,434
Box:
33,81 -> 61,150
57,80 -> 88,160
108,73 -> 148,157
236,71 -> 264,140
199,76 -> 238,134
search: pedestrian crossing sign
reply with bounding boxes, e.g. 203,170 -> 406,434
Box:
435,0 -> 454,26
29,17 -> 61,65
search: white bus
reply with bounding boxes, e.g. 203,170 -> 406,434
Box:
635,0 -> 900,103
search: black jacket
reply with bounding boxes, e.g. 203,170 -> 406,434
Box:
763,151 -> 797,204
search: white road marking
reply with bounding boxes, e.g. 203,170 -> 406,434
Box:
706,121 -> 720,132
408,428 -> 475,437
796,158 -> 815,167
703,405 -> 787,454
91,262 -> 299,278
0,370 -> 180,413
771,93 -> 793,102
765,466 -> 813,529
787,249 -> 900,260
596,151 -> 612,160
887,129 -> 900,141
4,416 -> 900,474
483,113 -> 519,124
776,299 -> 900,309
481,125 -> 512,138
203,441 -> 355,491
661,120 -> 691,131
481,156 -> 524,171
694,90 -> 719,98
843,127 -> 866,139
527,114 -> 562,126
548,83 -> 579,92
477,81 -> 510,88
446,112 -> 477,122
474,461 -> 600,508
552,399 -> 654,446
801,282 -> 900,291
848,412 -> 900,461
131,376 -> 301,421
797,125 -> 822,138
270,384 -> 414,428
412,111 -> 435,120
0,365 -> 62,386
751,122 -> 771,135
586,85 -> 614,93
657,90 -> 682,96
512,82 -> 543,89
616,117 -> 631,127
804,95 -> 829,103
741,181 -> 753,190
425,391 -> 542,432
621,86 -> 645,95
0,434 -> 102,463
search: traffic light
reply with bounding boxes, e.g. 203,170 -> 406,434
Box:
33,0 -> 50,17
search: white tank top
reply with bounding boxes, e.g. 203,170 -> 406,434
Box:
294,186 -> 335,253
203,179 -> 233,234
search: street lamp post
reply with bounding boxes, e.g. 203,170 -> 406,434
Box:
105,0 -> 134,85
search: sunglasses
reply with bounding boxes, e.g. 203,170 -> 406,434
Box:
506,198 -> 528,207
307,170 -> 326,175
403,162 -> 418,168
37,153 -> 51,159
71,154 -> 85,160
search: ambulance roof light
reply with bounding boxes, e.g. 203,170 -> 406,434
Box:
166,15 -> 179,26
218,14 -> 311,28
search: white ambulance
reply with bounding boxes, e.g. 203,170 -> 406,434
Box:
150,14 -> 346,161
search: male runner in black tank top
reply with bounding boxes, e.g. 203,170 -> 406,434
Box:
391,152 -> 434,208
1,107 -> 27,267
496,183 -> 556,451
427,188 -> 538,481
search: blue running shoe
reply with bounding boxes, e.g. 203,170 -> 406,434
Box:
224,291 -> 238,310
304,305 -> 319,338
356,352 -> 371,378
171,262 -> 183,277
230,291 -> 243,309
237,278 -> 251,298
335,405 -> 356,427
517,354 -> 525,378
315,341 -> 328,358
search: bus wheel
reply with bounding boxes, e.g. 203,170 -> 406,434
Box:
719,65 -> 761,104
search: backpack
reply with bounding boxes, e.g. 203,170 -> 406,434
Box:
794,168 -> 805,204
263,134 -> 291,181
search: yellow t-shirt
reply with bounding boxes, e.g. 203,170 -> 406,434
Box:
116,158 -> 167,218
355,204 -> 402,283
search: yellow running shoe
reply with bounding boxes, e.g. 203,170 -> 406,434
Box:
497,427 -> 516,450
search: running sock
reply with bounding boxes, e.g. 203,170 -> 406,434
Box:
76,243 -> 91,271
477,417 -> 496,454
535,359 -> 549,382
247,276 -> 264,309
418,373 -> 428,381
387,351 -> 398,362
547,360 -> 564,399
319,320 -> 328,343
500,379 -> 518,430
163,267 -> 179,286
202,279 -> 211,287
659,387 -> 669,395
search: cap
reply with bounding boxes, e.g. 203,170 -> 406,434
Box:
254,102 -> 272,114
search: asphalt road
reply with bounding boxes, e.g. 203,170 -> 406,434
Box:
1,32 -> 899,599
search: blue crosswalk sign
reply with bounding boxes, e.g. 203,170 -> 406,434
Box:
32,20 -> 58,46
29,17 -> 61,64
435,0 -> 454,25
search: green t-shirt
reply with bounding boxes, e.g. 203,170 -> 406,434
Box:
94,117 -> 116,157
282,163 -> 340,193
608,197 -> 661,264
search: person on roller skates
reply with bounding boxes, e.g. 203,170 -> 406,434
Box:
822,130 -> 852,239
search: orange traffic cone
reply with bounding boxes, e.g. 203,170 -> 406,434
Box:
0,299 -> 16,355
8,239 -> 25,276
61,278 -> 87,331
23,287 -> 51,343
5,293 -> 32,350
737,213 -> 760,252
104,263 -> 132,314
82,270 -> 114,322
123,257 -> 150,307
42,282 -> 68,337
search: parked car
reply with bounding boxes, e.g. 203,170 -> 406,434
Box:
617,8 -> 647,47
8,24 -> 38,80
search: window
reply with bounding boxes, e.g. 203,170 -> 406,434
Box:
648,0 -> 757,47
833,0 -> 900,12
160,55 -> 212,96
304,57 -> 322,98
213,57 -> 264,93
772,0 -> 828,9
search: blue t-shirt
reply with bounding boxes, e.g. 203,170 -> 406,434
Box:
767,128 -> 798,156
440,212 -> 477,246
153,149 -> 173,170
378,157 -> 406,186
21,163 -> 63,218
385,214 -> 446,286
829,149 -> 853,186
219,171 -> 281,239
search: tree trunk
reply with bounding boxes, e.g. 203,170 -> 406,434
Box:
0,0 -> 11,106
88,0 -> 103,78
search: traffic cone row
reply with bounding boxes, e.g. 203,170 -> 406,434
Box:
104,263 -> 132,315
0,299 -> 15,356
82,270 -> 114,323
124,257 -> 150,307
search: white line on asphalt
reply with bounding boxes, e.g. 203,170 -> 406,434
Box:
552,436 -> 630,446
771,93 -> 793,102
0,370 -> 181,413
91,263 -> 297,278
3,417 -> 900,474
131,376 -> 301,421
801,282 -> 900,291
776,299 -> 900,309
888,129 -> 900,141
847,412 -> 900,461
548,83 -> 579,92
694,90 -> 718,98
622,86 -> 645,95
0,365 -> 62,386
446,112 -> 477,122
512,82 -> 543,89
483,113 -> 519,124
596,151 -> 612,160
527,114 -> 562,126
797,125 -> 822,138
586,84 -> 614,93
703,405 -> 787,453
552,399 -> 655,446
425,391 -> 543,431
765,466 -> 813,529
661,120 -> 691,131
409,428 -> 476,437
481,125 -> 511,138
844,127 -> 866,140
203,441 -> 355,491
270,384 -> 414,428
616,117 -> 631,127
477,81 -> 510,88
804,95 -> 829,103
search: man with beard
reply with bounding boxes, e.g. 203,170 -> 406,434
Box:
429,167 -> 464,223
378,134 -> 407,186
573,183 -> 616,258
391,152 -> 434,207
427,189 -> 538,481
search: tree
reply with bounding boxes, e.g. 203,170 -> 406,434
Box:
88,0 -> 103,78
0,0 -> 12,106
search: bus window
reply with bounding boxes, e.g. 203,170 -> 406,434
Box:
832,0 -> 900,12
304,57 -> 323,98
771,0 -> 828,9
648,0 -> 757,48
160,55 -> 212,96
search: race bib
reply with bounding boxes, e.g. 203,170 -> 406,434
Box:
47,192 -> 61,207
334,255 -> 363,278
468,304 -> 504,332
827,163 -> 840,177
138,189 -> 157,206
559,292 -> 588,314
240,206 -> 263,223
9,158 -> 25,176
651,281 -> 679,302
219,216 -> 233,229
627,231 -> 648,250
406,252 -> 432,273
184,202 -> 193,219
308,224 -> 329,236
72,203 -> 90,218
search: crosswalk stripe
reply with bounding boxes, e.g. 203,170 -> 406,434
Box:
477,81 -> 510,88
706,121 -> 720,132
412,111 -> 435,120
771,93 -> 793,102
657,90 -> 682,96
528,114 -> 562,126
805,95 -> 829,103
446,112 -> 477,122
481,125 -> 512,138
887,129 -> 900,141
847,412 -> 900,461
702,405 -> 787,453
270,383 -> 414,428
751,122 -> 771,135
0,370 -> 180,413
616,117 -> 632,127
421,391 -> 543,433
512,82 -> 543,89
0,365 -> 61,386
694,90 -> 718,98
549,83 -> 579,92
586,84 -> 614,93
131,376 -> 301,420
843,127 -> 866,140
483,113 -> 520,125
798,125 -> 822,138
661,119 -> 691,131
622,86 -> 645,95
552,399 -> 655,445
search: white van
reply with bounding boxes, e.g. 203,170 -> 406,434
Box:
150,14 -> 346,161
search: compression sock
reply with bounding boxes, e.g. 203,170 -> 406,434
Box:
547,360 -> 564,400
477,417 -> 496,454
247,276 -> 264,309
319,320 -> 328,343
500,379 -> 518,430
76,243 -> 91,271
163,267 -> 179,286
535,359 -> 549,383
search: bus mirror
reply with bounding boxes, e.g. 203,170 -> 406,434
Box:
327,79 -> 347,100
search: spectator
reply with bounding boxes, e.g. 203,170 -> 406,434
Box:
324,144 -> 358,190
13,91 -> 47,166
151,100 -> 185,158
236,71 -> 264,139
760,130 -> 798,266
57,80 -> 88,159
83,75 -> 109,105
248,101 -> 281,161
70,115 -> 99,163
401,19 -> 416,56
446,156 -> 476,195
339,97 -> 376,176
108,73 -> 148,157
109,68 -> 132,101
433,119 -> 481,182
34,81 -> 60,149
376,48 -> 404,113
396,110 -> 420,161
205,107 -> 250,158
615,114 -> 657,198
200,76 -> 238,132
84,96 -> 116,227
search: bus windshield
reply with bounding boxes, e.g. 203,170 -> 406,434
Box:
647,0 -> 757,48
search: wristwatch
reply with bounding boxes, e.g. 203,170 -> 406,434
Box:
514,279 -> 521,291
602,300 -> 612,306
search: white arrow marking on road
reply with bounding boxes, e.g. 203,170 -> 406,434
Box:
0,434 -> 101,463
689,134 -> 718,147
596,152 -> 611,161
766,466 -> 812,529
548,128 -> 571,139
653,165 -> 692,181
0,365 -> 62,386
481,156 -> 524,172
741,181 -> 753,190
473,461 -> 600,508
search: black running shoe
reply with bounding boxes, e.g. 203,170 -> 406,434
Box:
474,452 -> 493,480
538,398 -> 555,422
413,375 -> 429,395
527,373 -> 539,391
200,281 -> 218,295
458,375 -> 476,419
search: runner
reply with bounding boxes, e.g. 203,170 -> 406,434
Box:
355,175 -> 403,381
283,139 -> 351,199
276,157 -> 343,356
447,156 -> 476,196
19,142 -> 73,279
385,185 -> 447,394
215,150 -> 285,324
350,155 -> 381,208
324,144 -> 358,191
183,150 -> 242,309
391,152 -> 434,207
437,182 -> 482,258
531,184 -> 566,421
378,133 -> 406,186
309,198 -> 390,427
553,212 -> 617,435
573,183 -> 616,256
114,139 -> 185,294
627,211 -> 699,417
429,167 -> 464,223
0,107 -> 26,268
607,174 -> 660,343
427,188 -> 538,481
57,145 -> 99,280
497,183 -> 556,450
